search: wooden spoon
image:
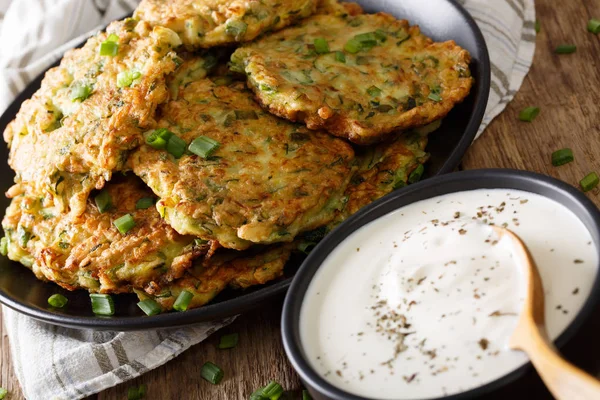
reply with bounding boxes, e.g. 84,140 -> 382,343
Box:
493,226 -> 600,400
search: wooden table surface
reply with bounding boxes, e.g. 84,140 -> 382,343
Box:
2,0 -> 600,398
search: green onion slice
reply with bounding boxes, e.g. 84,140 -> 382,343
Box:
95,189 -> 112,213
167,134 -> 187,158
70,82 -> 93,102
428,93 -> 442,102
0,388 -> 7,400
218,333 -> 239,349
408,164 -> 425,184
225,20 -> 247,38
90,293 -> 115,315
587,18 -> 600,34
145,128 -> 173,150
535,20 -> 541,33
99,40 -> 118,56
261,381 -> 284,399
127,384 -> 147,400
48,294 -> 68,308
313,38 -> 329,54
0,237 -> 7,256
367,85 -> 381,97
334,51 -> 346,63
551,148 -> 574,166
201,362 -> 224,384
173,290 -> 193,311
302,390 -> 312,400
555,44 -> 576,54
580,172 -> 599,192
136,197 -> 156,209
137,299 -> 162,316
189,136 -> 220,158
344,38 -> 362,53
117,70 -> 141,88
518,106 -> 540,122
114,214 -> 135,234
235,110 -> 259,120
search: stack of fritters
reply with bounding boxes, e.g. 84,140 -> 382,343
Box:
1,0 -> 472,312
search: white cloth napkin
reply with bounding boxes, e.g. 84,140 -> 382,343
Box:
0,0 -> 536,399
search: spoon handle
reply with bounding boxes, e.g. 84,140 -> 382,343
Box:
517,328 -> 600,400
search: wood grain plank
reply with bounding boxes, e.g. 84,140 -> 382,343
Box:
2,0 -> 600,399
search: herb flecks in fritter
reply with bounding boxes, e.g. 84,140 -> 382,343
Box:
134,0 -> 318,49
1,176 -> 205,294
230,12 -> 472,144
3,19 -> 180,215
130,64 -> 355,250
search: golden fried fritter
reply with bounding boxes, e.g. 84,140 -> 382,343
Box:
137,243 -> 294,310
134,0 -> 317,49
130,64 -> 355,250
3,19 -> 181,215
2,176 -> 205,294
230,12 -> 472,144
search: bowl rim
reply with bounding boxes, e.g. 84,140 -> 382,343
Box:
0,0 -> 490,330
281,168 -> 600,400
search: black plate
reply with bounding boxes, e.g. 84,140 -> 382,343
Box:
282,169 -> 600,400
0,0 -> 490,330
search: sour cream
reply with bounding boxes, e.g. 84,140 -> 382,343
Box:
300,189 -> 598,399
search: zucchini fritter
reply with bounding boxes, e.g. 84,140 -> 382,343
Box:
2,176 -> 205,294
134,0 -> 317,49
137,243 -> 294,310
130,65 -> 355,250
3,19 -> 181,215
230,12 -> 473,144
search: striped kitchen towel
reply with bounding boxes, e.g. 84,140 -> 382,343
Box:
0,0 -> 536,399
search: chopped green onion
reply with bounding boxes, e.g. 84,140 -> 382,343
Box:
106,33 -> 119,42
298,241 -> 316,254
551,148 -> 574,166
225,20 -> 248,37
137,299 -> 161,316
114,214 -> 135,234
555,44 -> 576,54
374,29 -> 387,41
535,20 -> 541,33
201,362 -> 224,384
0,237 -> 7,256
235,110 -> 259,120
355,56 -> 371,65
48,294 -> 68,308
136,197 -> 155,209
518,106 -> 540,122
166,134 -> 187,159
127,384 -> 147,400
580,172 -> 599,192
173,290 -> 193,311
408,164 -> 424,184
95,189 -> 112,213
261,381 -> 284,399
313,38 -> 329,54
99,40 -> 118,56
250,389 -> 265,400
70,82 -> 92,102
587,18 -> 600,34
302,390 -> 312,400
117,70 -> 141,88
17,225 -> 30,248
344,38 -> 362,53
428,93 -> 442,102
194,238 -> 209,246
334,51 -> 346,63
367,85 -> 381,97
189,136 -> 220,158
0,388 -> 7,399
145,128 -> 173,150
90,293 -> 115,315
218,333 -> 239,349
